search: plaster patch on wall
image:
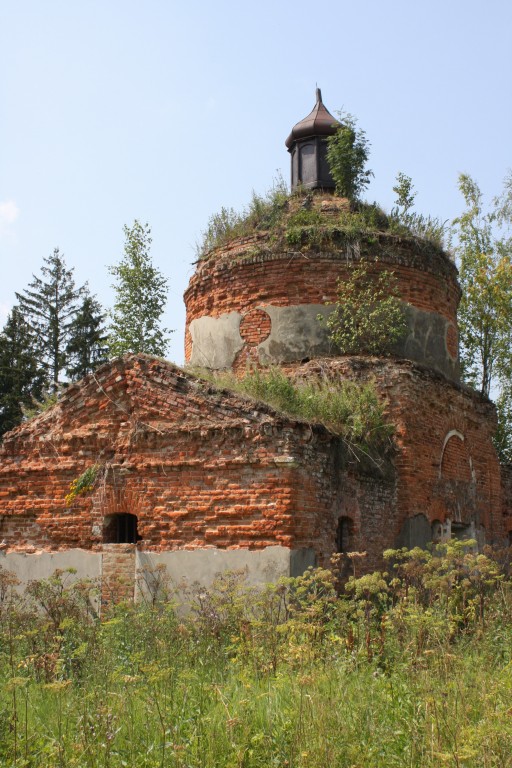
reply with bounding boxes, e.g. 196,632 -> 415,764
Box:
399,305 -> 459,380
189,312 -> 243,368
190,303 -> 460,380
135,546 -> 296,601
259,304 -> 333,363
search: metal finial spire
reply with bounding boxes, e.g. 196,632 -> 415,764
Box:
316,86 -> 322,103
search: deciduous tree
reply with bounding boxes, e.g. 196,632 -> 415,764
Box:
108,220 -> 171,357
452,172 -> 512,459
322,262 -> 407,356
452,173 -> 512,395
326,112 -> 373,201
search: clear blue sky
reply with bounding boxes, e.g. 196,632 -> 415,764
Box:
1,0 -> 511,364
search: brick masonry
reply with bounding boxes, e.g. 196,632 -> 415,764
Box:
294,357 -> 504,546
0,350 -> 507,586
0,356 -> 395,574
1,193 -> 511,595
184,231 -> 460,366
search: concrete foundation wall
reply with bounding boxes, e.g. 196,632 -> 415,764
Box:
135,545 -> 300,600
0,549 -> 102,612
0,548 -> 102,585
0,546 -> 311,605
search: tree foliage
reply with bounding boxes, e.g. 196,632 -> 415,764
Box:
0,308 -> 45,436
108,220 -> 171,357
66,293 -> 108,381
15,248 -> 84,389
493,389 -> 512,462
389,172 -> 447,247
323,262 -> 407,356
326,112 -> 373,200
451,172 -> 512,459
392,171 -> 417,213
452,173 -> 512,396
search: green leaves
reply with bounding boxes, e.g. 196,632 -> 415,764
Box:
0,307 -> 45,436
452,173 -> 512,413
393,172 -> 416,213
208,367 -> 393,455
389,172 -> 447,247
108,220 -> 171,358
326,112 -> 373,201
323,261 -> 408,357
196,175 -> 289,259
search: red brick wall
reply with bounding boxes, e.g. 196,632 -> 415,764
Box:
184,233 -> 460,363
101,545 -> 136,604
1,354 -> 507,574
0,356 -> 401,572
501,464 -> 512,542
296,357 -> 505,546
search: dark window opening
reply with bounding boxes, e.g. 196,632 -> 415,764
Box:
336,516 -> 353,553
104,513 -> 141,544
451,521 -> 472,541
431,519 -> 443,543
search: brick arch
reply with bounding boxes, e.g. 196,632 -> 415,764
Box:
98,487 -> 146,519
434,429 -> 476,524
91,485 -> 146,542
439,430 -> 474,484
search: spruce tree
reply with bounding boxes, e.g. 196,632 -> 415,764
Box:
108,220 -> 171,357
66,294 -> 109,380
0,307 -> 45,436
16,248 -> 84,389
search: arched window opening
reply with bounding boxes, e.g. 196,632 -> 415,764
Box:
103,513 -> 141,544
451,521 -> 473,541
336,516 -> 354,553
431,519 -> 444,544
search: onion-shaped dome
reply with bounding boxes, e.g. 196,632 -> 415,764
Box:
285,89 -> 340,191
285,88 -> 339,149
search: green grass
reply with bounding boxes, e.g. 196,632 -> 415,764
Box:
204,367 -> 394,458
1,544 -> 512,766
195,181 -> 447,261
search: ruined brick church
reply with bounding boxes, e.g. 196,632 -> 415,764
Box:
1,91 -> 510,597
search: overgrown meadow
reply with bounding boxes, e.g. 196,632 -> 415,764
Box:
1,541 -> 512,767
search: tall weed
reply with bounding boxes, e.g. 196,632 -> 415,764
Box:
211,367 -> 393,456
1,545 -> 512,765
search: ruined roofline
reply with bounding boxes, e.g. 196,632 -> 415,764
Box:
190,203 -> 457,292
296,355 -> 496,413
0,353 -> 332,446
2,352 -> 493,450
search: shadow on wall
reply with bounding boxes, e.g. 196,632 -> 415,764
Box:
397,513 -> 485,550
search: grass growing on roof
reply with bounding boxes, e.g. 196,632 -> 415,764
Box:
208,367 -> 393,456
195,177 -> 447,261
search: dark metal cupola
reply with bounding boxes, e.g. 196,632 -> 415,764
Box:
285,88 -> 340,192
